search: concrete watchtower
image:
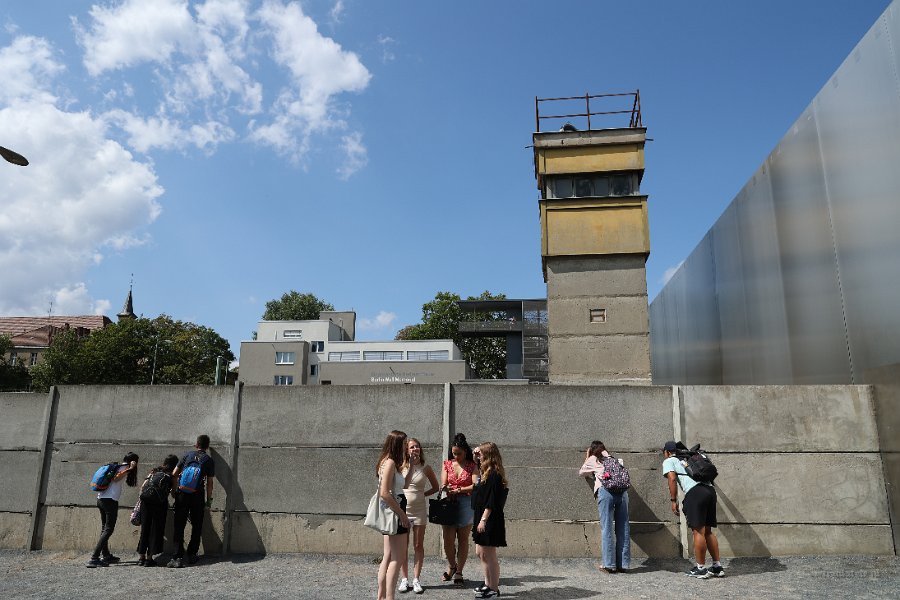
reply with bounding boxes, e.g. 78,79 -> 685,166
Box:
533,92 -> 651,384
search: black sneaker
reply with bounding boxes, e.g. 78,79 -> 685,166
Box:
86,558 -> 108,568
709,564 -> 725,577
687,566 -> 711,579
167,557 -> 184,568
474,589 -> 499,598
186,554 -> 199,565
144,558 -> 158,567
103,555 -> 121,564
474,585 -> 490,593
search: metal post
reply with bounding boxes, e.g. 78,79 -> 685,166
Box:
151,338 -> 159,385
215,357 -> 223,385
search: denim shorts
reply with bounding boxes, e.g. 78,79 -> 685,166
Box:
453,494 -> 474,527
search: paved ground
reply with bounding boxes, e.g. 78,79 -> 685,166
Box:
1,551 -> 899,599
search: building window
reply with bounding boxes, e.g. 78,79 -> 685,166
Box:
282,330 -> 302,338
363,351 -> 403,361
407,350 -> 450,361
30,352 -> 38,366
310,341 -> 324,352
9,352 -> 17,366
589,308 -> 607,323
310,364 -> 318,376
275,351 -> 296,364
327,351 -> 361,362
274,375 -> 294,385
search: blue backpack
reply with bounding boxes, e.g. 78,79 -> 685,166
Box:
178,453 -> 210,494
90,463 -> 120,492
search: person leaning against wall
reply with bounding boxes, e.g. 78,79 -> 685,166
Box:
168,434 -> 215,568
662,441 -> 725,579
398,437 -> 440,594
579,440 -> 631,574
86,452 -> 139,568
440,433 -> 478,585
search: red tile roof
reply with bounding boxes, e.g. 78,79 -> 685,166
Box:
0,315 -> 111,337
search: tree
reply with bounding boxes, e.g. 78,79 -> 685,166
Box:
396,290 -> 507,379
30,315 -> 235,391
262,291 -> 334,321
0,334 -> 31,391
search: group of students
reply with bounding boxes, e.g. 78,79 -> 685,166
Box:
86,434 -> 215,569
578,439 -> 725,579
375,432 -> 508,600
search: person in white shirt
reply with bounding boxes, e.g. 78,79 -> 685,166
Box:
87,452 -> 139,568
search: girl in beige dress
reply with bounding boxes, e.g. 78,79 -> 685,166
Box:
398,438 -> 439,594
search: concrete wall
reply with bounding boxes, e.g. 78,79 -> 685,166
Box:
0,383 -> 894,558
865,363 -> 900,554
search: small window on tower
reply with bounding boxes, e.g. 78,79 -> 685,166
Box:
589,308 -> 607,323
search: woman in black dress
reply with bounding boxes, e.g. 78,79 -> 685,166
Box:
472,442 -> 508,599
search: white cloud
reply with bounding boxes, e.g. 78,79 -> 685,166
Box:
93,299 -> 112,316
337,131 -> 367,179
77,0 -> 195,76
75,0 -> 369,165
330,1 -> 345,25
252,0 -> 371,160
661,261 -> 685,286
377,34 -> 396,63
0,37 -> 162,316
358,311 -> 397,331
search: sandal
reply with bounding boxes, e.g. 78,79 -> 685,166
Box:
452,571 -> 464,584
441,566 -> 457,582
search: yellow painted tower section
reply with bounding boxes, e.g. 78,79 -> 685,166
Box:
533,128 -> 649,280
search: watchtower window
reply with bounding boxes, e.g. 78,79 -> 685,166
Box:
545,173 -> 636,199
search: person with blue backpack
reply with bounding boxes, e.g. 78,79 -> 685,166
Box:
579,440 -> 631,574
168,434 -> 215,568
86,452 -> 139,568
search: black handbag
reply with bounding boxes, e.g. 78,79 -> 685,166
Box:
428,490 -> 458,525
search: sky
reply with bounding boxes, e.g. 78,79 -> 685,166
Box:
0,0 -> 893,361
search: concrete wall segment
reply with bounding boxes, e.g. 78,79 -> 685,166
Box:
549,296 -> 650,336
547,255 -> 648,297
53,385 -> 233,445
0,392 -> 45,450
240,385 -> 444,448
680,385 -> 880,452
0,451 -> 41,512
453,384 -> 672,452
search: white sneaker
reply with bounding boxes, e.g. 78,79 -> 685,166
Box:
398,578 -> 410,593
413,579 -> 424,594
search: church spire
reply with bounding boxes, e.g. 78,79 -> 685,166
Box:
117,277 -> 136,322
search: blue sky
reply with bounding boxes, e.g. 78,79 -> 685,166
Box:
0,0 -> 892,360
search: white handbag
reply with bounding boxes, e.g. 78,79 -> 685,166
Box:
364,491 -> 399,535
364,473 -> 399,535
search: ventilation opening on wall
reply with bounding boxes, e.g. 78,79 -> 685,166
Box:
589,308 -> 607,323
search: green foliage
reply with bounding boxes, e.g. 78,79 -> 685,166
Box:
0,334 -> 32,391
30,315 -> 235,391
396,290 -> 507,379
262,291 -> 334,321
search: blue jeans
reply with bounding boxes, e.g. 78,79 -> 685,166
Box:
597,488 -> 630,569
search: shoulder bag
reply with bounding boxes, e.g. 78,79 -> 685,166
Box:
364,475 -> 399,535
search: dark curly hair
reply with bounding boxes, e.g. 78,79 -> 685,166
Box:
448,433 -> 474,463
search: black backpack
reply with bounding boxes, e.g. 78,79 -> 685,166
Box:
140,470 -> 172,504
675,443 -> 718,483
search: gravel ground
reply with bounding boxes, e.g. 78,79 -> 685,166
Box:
1,550 -> 899,599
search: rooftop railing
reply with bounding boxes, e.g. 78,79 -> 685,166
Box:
535,90 -> 642,132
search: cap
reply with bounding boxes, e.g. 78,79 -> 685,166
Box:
663,441 -> 678,453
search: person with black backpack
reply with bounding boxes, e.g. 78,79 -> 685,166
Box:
168,434 -> 215,568
137,454 -> 178,566
662,440 -> 724,579
579,441 -> 631,574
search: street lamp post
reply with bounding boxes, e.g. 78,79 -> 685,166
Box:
151,339 -> 172,385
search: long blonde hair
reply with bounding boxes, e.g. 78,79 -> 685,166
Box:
376,430 -> 407,476
477,442 -> 507,487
